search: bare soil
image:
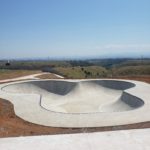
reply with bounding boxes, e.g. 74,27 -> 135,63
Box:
0,70 -> 41,80
114,75 -> 150,84
0,75 -> 150,138
37,73 -> 61,79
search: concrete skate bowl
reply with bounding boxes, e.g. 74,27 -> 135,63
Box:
2,80 -> 144,114
1,79 -> 149,127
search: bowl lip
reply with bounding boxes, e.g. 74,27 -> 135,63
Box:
1,78 -> 136,88
0,78 -> 136,95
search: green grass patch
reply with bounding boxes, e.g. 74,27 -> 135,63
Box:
54,66 -> 108,79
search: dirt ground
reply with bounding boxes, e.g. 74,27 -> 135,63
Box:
0,70 -> 41,80
37,73 -> 61,79
114,75 -> 150,84
0,76 -> 150,138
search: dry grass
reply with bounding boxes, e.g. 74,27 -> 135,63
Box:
0,70 -> 41,80
114,75 -> 150,84
37,73 -> 61,79
54,66 -> 108,79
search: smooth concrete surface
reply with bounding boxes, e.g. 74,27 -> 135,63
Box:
0,79 -> 150,127
0,129 -> 150,150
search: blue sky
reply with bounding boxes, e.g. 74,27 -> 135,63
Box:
0,0 -> 150,59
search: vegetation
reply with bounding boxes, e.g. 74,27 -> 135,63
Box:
111,65 -> 150,77
0,60 -> 71,70
115,59 -> 150,67
0,58 -> 150,80
54,66 -> 108,79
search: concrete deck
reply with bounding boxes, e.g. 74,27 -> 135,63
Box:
0,79 -> 150,127
0,129 -> 150,150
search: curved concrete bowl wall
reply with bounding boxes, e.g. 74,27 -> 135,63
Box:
1,80 -> 144,113
0,79 -> 149,127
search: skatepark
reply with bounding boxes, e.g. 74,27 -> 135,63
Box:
0,79 -> 149,127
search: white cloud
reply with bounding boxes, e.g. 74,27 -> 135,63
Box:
103,44 -> 150,50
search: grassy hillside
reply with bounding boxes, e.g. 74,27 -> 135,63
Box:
112,65 -> 150,76
0,59 -> 150,80
0,60 -> 71,70
114,60 -> 150,67
54,66 -> 108,79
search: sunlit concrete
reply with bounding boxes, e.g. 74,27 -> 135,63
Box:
0,79 -> 150,127
0,129 -> 150,150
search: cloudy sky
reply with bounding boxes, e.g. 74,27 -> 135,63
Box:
0,0 -> 150,59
